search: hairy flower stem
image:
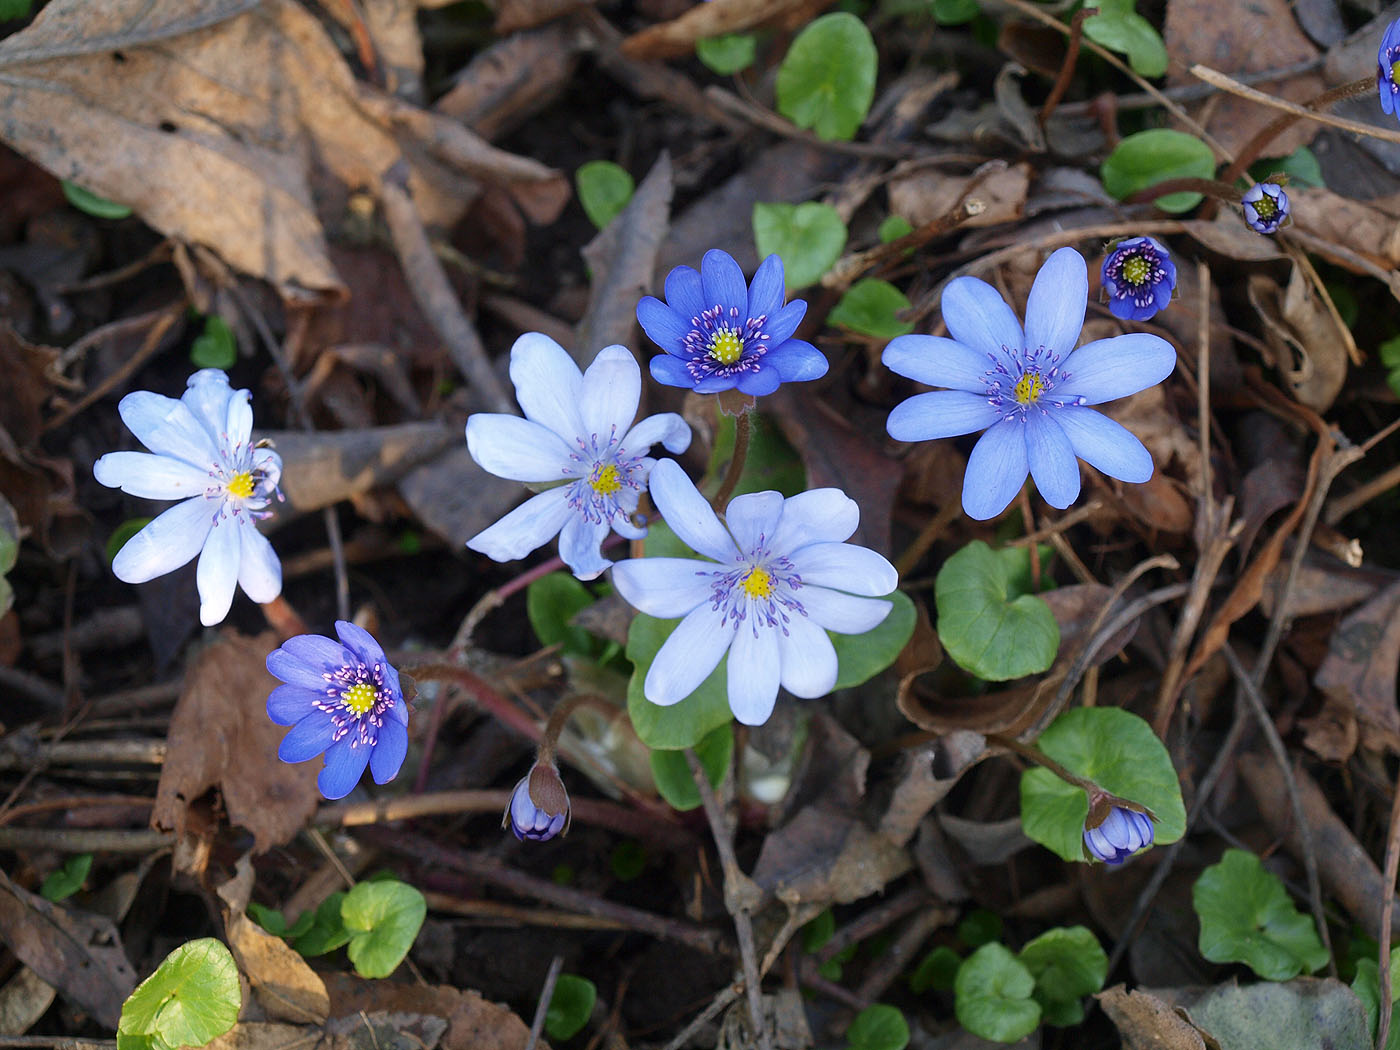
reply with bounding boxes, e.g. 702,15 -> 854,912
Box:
1123,177 -> 1251,206
710,410 -> 752,513
536,692 -> 615,766
987,731 -> 1099,794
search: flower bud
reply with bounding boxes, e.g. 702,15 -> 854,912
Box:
1241,181 -> 1289,234
1101,236 -> 1176,321
503,762 -> 571,842
1083,805 -> 1154,864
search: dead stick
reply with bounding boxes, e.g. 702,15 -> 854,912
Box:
524,954 -> 564,1050
1378,768 -> 1400,1050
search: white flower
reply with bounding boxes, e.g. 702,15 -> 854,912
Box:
466,333 -> 692,580
94,369 -> 283,626
611,459 -> 899,726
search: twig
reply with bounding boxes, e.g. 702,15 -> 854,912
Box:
1055,56 -> 1324,116
0,827 -> 173,852
43,306 -> 183,431
893,502 -> 961,579
815,886 -> 928,963
1327,460 -> 1400,525
854,905 -> 949,1003
1039,9 -> 1087,126
0,738 -> 166,771
1378,764 -> 1400,1050
525,955 -> 565,1050
660,982 -> 743,1050
703,86 -> 918,160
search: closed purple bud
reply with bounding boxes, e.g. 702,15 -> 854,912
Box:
1083,806 -> 1154,864
1241,182 -> 1289,234
503,762 -> 571,842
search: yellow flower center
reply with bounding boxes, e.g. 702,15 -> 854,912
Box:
741,567 -> 773,600
342,682 -> 376,715
1122,256 -> 1149,286
1392,59 -> 1400,81
1013,372 -> 1045,406
226,471 -> 255,500
1253,194 -> 1277,219
590,464 -> 622,496
708,328 -> 743,365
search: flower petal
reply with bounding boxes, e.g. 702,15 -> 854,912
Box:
637,296 -> 690,354
736,364 -> 782,397
267,684 -> 323,725
581,345 -> 642,438
279,714 -> 336,763
196,519 -> 240,626
1053,406 -> 1154,483
268,647 -> 332,689
281,633 -> 349,672
764,300 -> 807,345
769,489 -> 858,552
790,543 -> 897,597
962,419 -> 1030,521
1023,247 -> 1088,357
465,415 -> 574,481
370,719 -> 409,784
558,514 -> 612,581
941,275 -> 1023,367
117,392 -> 217,467
619,413 -> 692,457
725,491 -> 784,554
664,264 -> 705,322
509,332 -> 585,441
648,459 -> 737,563
612,557 -> 714,618
887,390 -> 1000,442
237,525 -> 282,603
766,339 -> 828,383
182,370 -> 235,440
882,335 -> 991,391
1055,333 -> 1176,405
319,738 -> 371,799
645,605 -> 735,706
93,451 -> 211,499
467,488 -> 572,562
649,354 -> 697,389
727,623 -> 780,725
799,586 -> 892,634
1025,412 -> 1081,509
748,254 -> 787,321
335,620 -> 388,666
111,497 -> 212,584
700,249 -> 748,316
225,389 -> 253,449
777,614 -> 838,698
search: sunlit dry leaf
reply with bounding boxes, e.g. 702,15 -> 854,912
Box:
1315,578 -> 1400,747
1289,187 -> 1400,268
434,25 -> 583,141
323,974 -> 535,1050
0,967 -> 55,1036
888,159 -> 1030,230
1097,985 -> 1209,1050
151,631 -> 320,853
620,0 -> 834,60
752,806 -> 912,907
1247,266 -> 1349,411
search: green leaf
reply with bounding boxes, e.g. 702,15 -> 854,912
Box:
626,613 -> 734,750
41,854 -> 92,902
0,501 -> 17,577
1382,336 -> 1400,401
0,0 -> 33,19
935,540 -> 1059,681
341,880 -> 426,979
705,412 -> 806,500
609,841 -> 647,881
1250,146 -> 1324,190
1352,953 -> 1400,1050
931,0 -> 978,23
107,518 -> 153,566
649,723 -> 732,811
954,942 -> 1041,1043
527,572 -> 597,657
829,279 -> 914,339
696,34 -> 756,75
118,939 -> 241,1050
1192,849 -> 1329,980
831,589 -> 915,689
545,974 -> 597,1041
802,910 -> 836,953
62,181 -> 133,220
1101,129 -> 1216,213
1083,2 -> 1168,78
957,908 -> 1002,949
753,201 -> 847,289
878,215 -> 913,243
1019,925 -> 1107,1027
190,316 -> 236,370
1020,706 -> 1186,862
291,892 -> 351,957
909,945 -> 961,993
776,13 -> 877,141
246,902 -> 287,936
846,1003 -> 909,1050
576,161 -> 634,230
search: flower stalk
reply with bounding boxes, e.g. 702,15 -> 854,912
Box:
710,410 -> 752,513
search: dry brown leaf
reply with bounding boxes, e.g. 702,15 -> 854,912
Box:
751,805 -> 913,907
1097,985 -> 1210,1050
323,975 -> 536,1050
151,630 -> 320,853
1182,212 -> 1290,263
0,967 -> 55,1036
495,0 -> 594,34
1247,266 -> 1350,411
620,0 -> 835,59
1259,556 -> 1388,619
888,160 -> 1030,230
1314,577 -> 1400,747
434,25 -> 583,141
1290,186 -> 1400,268
1299,694 -> 1359,763
396,445 -> 524,548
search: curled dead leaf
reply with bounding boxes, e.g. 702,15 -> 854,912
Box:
1247,266 -> 1350,412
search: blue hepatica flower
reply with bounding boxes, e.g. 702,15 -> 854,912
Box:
504,762 -> 571,842
466,333 -> 691,580
266,621 -> 408,800
636,249 -> 828,396
1241,182 -> 1289,234
611,460 -> 898,725
1083,806 -> 1154,864
1380,18 -> 1400,120
93,369 -> 282,626
884,247 -> 1176,521
1101,236 -> 1176,322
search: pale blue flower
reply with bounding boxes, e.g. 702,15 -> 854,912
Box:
883,247 -> 1176,521
1084,807 -> 1154,864
93,369 -> 282,626
466,333 -> 691,580
266,620 -> 408,800
611,460 -> 898,726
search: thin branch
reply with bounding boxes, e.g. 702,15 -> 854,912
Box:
525,955 -> 565,1050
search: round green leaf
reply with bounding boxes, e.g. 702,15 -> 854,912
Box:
1352,953 -> 1400,1050
609,841 -> 647,881
829,279 -> 914,339
957,908 -> 1002,949
649,723 -> 732,811
190,316 -> 236,370
954,943 -> 1040,1043
831,589 -> 915,690
41,853 -> 92,902
0,492 -> 18,576
527,572 -> 597,657
118,939 -> 241,1050
1250,146 -> 1324,190
107,518 -> 153,566
626,613 -> 734,749
802,909 -> 836,953
545,974 -> 596,1041
935,540 -> 1058,681
0,1 -> 34,20
291,892 -> 350,956
705,411 -> 806,500
341,880 -> 427,979
575,160 -> 635,229
846,1003 -> 909,1050
931,0 -> 979,23
909,945 -> 961,993
776,13 -> 877,141
1083,3 -> 1168,78
1101,129 -> 1216,213
753,201 -> 847,289
696,33 -> 756,75
1019,925 -> 1107,1027
1192,849 -> 1329,980
62,180 -> 133,219
1019,706 -> 1186,862
877,215 -> 913,243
